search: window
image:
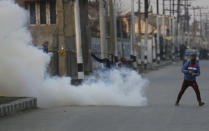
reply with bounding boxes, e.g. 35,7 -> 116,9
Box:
50,0 -> 56,24
40,1 -> 46,24
25,0 -> 56,25
29,2 -> 36,24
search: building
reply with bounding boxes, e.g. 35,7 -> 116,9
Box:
15,0 -> 92,79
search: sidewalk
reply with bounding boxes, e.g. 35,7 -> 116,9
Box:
139,60 -> 174,73
0,97 -> 37,117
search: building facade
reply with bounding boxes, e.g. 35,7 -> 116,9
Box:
15,0 -> 92,79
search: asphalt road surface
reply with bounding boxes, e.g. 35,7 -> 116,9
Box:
0,60 -> 209,131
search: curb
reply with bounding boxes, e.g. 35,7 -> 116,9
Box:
139,60 -> 174,74
160,61 -> 173,67
0,97 -> 37,117
152,61 -> 173,69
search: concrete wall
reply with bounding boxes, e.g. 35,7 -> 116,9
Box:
29,26 -> 57,49
15,0 -> 91,78
15,0 -> 58,50
15,0 -> 59,75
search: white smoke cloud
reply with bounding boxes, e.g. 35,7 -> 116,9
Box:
0,0 -> 149,107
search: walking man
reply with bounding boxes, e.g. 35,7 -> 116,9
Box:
175,53 -> 205,106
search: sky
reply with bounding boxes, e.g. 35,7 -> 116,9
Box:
120,0 -> 209,15
115,0 -> 209,23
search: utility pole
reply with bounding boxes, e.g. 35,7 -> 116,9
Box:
172,17 -> 176,60
169,0 -> 172,15
131,0 -> 135,56
144,0 -> 149,69
192,7 -> 196,46
168,16 -> 171,58
170,0 -> 176,61
109,0 -> 116,59
184,0 -> 189,47
200,8 -> 203,47
57,0 -> 66,76
187,9 -> 191,48
156,0 -> 160,64
206,13 -> 209,49
162,0 -> 166,60
162,15 -> 166,59
113,2 -> 118,58
119,16 -> 124,57
99,0 -> 107,59
138,0 -> 142,65
163,0 -> 165,14
177,0 -> 181,23
183,0 -> 186,46
74,0 -> 84,80
173,0 -> 175,15
204,13 -> 208,48
157,0 -> 159,14
177,0 -> 181,58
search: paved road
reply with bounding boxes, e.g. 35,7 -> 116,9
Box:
1,61 -> 209,131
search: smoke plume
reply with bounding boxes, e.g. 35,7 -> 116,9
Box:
0,0 -> 149,107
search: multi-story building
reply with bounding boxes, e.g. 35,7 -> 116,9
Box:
15,0 -> 92,79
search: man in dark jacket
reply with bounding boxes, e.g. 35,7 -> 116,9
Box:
119,55 -> 136,68
42,41 -> 49,53
90,50 -> 116,69
175,54 -> 205,106
90,50 -> 136,69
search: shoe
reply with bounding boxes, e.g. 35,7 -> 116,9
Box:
175,102 -> 179,106
199,102 -> 205,107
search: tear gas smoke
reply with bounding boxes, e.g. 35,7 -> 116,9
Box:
0,0 -> 149,107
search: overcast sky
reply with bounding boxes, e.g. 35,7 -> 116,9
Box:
120,0 -> 209,15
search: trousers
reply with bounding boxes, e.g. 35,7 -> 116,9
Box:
176,80 -> 202,103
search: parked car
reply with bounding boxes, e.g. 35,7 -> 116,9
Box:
183,49 -> 199,65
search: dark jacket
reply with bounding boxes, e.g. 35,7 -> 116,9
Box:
42,46 -> 48,53
120,55 -> 136,65
91,54 -> 115,68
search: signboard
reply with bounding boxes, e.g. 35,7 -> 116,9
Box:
165,36 -> 173,40
59,50 -> 66,56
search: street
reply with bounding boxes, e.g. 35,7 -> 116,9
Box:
0,61 -> 209,131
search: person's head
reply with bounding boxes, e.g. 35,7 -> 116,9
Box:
108,54 -> 113,62
190,53 -> 197,63
43,41 -> 49,47
120,57 -> 126,62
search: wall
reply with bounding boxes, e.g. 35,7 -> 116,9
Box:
15,0 -> 91,78
15,0 -> 59,75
